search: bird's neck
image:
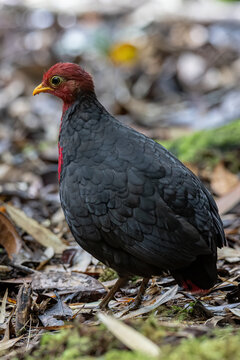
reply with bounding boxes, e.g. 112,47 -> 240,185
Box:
62,102 -> 73,115
58,102 -> 73,182
57,92 -> 103,183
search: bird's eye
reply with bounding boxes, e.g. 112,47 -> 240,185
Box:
50,76 -> 63,87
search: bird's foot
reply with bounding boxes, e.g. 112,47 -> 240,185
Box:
98,277 -> 128,310
128,277 -> 150,310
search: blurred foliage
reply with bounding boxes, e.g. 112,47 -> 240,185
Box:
219,0 -> 240,2
161,119 -> 240,172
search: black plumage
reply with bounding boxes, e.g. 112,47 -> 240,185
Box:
33,63 -> 226,307
59,91 -> 226,293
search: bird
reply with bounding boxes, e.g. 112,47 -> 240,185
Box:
33,62 -> 226,308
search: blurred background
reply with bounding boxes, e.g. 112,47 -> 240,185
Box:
0,0 -> 240,221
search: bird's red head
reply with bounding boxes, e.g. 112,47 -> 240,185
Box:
33,63 -> 94,106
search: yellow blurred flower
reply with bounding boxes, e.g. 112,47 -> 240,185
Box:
109,43 -> 138,65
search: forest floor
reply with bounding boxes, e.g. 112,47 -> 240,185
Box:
0,120 -> 240,360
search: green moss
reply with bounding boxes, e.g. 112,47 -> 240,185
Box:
105,350 -> 153,360
160,119 -> 240,171
25,323 -> 121,360
60,347 -> 84,360
161,329 -> 240,360
41,330 -> 68,346
22,318 -> 240,360
165,304 -> 194,321
99,267 -> 118,282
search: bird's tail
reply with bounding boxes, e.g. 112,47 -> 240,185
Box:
171,253 -> 218,294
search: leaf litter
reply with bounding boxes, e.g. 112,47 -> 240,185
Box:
5,204 -> 67,254
0,211 -> 22,260
98,312 -> 161,357
0,123 -> 239,360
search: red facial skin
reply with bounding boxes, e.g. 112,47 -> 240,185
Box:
37,63 -> 95,181
41,62 -> 94,113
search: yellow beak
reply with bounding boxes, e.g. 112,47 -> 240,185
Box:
32,83 -> 52,96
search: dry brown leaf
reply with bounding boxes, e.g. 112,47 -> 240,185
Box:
229,308 -> 240,317
0,277 -> 32,285
0,336 -> 23,353
184,163 -> 200,176
218,247 -> 240,262
204,316 -> 224,327
15,284 -> 32,336
98,312 -> 160,357
216,183 -> 240,215
0,212 -> 22,260
0,289 -> 8,324
6,204 -> 67,254
211,163 -> 239,196
31,271 -> 106,301
0,265 -> 12,273
224,227 -> 240,236
70,250 -> 92,272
